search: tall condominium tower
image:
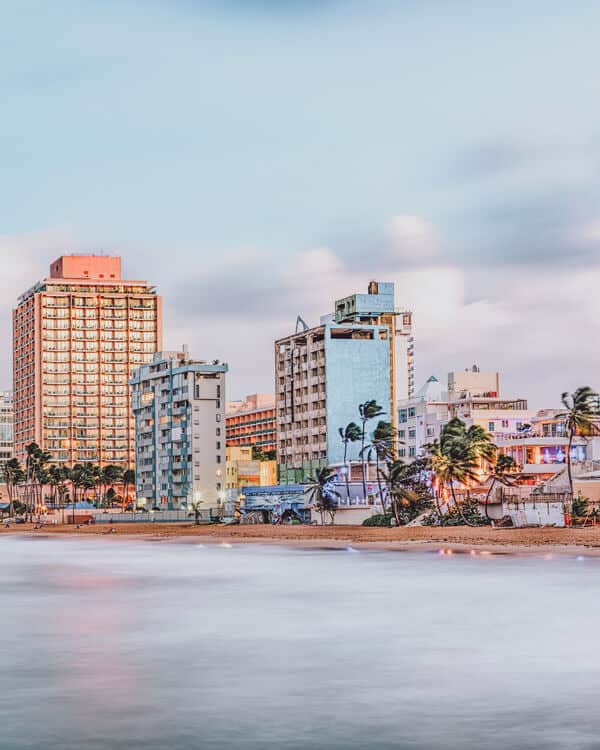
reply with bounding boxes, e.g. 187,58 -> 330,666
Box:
130,350 -> 228,509
275,281 -> 413,484
13,255 -> 162,466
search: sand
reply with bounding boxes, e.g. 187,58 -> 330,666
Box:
4,522 -> 600,556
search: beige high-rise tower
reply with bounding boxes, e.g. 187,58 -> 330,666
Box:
13,255 -> 162,466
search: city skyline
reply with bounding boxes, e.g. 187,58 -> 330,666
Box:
3,0 -> 600,407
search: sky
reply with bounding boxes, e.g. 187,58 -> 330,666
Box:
1,0 -> 600,408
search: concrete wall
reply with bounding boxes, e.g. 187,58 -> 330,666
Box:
332,506 -> 375,525
504,501 -> 565,528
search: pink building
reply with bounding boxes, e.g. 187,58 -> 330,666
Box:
13,255 -> 162,466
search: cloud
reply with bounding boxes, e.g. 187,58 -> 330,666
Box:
6,213 -> 600,411
385,215 -> 440,266
449,137 -> 595,186
163,206 -> 600,407
0,226 -> 76,388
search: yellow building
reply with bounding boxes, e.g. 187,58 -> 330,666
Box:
225,446 -> 277,489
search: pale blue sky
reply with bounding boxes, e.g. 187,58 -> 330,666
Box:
2,0 -> 600,405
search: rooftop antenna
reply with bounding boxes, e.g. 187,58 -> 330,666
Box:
296,315 -> 309,333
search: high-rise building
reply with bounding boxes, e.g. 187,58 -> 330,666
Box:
13,255 -> 161,466
130,349 -> 228,509
0,391 -> 14,468
225,393 -> 276,455
275,281 -> 413,484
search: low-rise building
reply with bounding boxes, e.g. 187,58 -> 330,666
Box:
130,349 -> 228,509
495,408 -> 600,477
225,446 -> 277,489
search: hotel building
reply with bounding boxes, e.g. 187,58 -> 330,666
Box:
275,281 -> 413,484
225,393 -> 276,455
13,255 -> 161,466
130,349 -> 228,508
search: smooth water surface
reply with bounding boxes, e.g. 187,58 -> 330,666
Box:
1,537 -> 600,749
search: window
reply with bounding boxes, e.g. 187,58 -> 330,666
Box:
409,446 -> 416,458
399,448 -> 406,457
399,409 -> 407,424
488,421 -> 495,432
398,430 -> 405,439
408,407 -> 416,418
408,429 -> 416,439
216,455 -> 221,463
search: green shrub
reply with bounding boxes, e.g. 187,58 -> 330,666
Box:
362,514 -> 393,527
572,495 -> 590,518
422,497 -> 489,527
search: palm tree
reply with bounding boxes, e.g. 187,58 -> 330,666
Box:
121,468 -> 136,509
3,458 -> 25,517
371,421 -> 396,512
426,418 -> 496,526
358,400 -> 384,501
99,464 -> 124,508
70,464 -> 99,505
557,387 -> 599,499
48,465 -> 71,509
338,422 -> 362,503
483,454 -> 517,520
465,424 -> 496,467
24,443 -> 52,521
304,466 -> 341,525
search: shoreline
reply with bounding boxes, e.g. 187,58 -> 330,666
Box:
4,522 -> 600,557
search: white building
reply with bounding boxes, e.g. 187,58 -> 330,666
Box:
130,350 -> 228,509
399,367 -> 532,458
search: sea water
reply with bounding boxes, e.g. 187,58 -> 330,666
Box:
1,537 -> 600,749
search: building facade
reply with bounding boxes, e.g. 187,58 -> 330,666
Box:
225,446 -> 277,489
0,391 -> 14,468
496,409 -> 600,476
399,368 -> 531,459
13,255 -> 161,466
130,350 -> 227,509
275,281 -> 412,484
225,393 -> 276,454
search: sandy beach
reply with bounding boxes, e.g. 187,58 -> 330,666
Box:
4,522 -> 600,556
